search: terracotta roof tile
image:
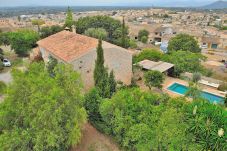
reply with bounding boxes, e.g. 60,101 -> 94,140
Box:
37,31 -> 98,62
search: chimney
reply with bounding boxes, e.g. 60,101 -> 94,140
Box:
72,25 -> 76,33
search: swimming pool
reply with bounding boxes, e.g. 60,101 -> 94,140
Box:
167,83 -> 224,104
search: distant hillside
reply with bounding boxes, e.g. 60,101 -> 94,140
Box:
201,0 -> 227,9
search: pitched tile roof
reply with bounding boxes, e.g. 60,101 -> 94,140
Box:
37,30 -> 98,62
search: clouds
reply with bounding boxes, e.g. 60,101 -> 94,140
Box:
0,0 -> 217,7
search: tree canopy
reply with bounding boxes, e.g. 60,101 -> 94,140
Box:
134,49 -> 208,77
0,63 -> 87,151
94,39 -> 116,98
97,88 -> 227,151
40,25 -> 63,38
85,28 -> 108,40
8,30 -> 40,56
167,34 -> 201,53
64,7 -> 74,31
138,29 -> 149,43
144,70 -> 165,89
76,15 -> 130,47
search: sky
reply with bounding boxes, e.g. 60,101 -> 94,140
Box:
0,0 -> 219,7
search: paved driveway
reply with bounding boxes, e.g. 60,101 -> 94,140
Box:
0,70 -> 12,84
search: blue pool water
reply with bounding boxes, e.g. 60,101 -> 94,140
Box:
168,83 -> 224,104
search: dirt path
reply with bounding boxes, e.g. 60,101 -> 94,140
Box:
71,123 -> 120,151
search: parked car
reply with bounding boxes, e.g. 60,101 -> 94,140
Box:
2,59 -> 11,67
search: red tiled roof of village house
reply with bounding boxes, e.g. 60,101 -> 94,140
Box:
37,30 -> 98,62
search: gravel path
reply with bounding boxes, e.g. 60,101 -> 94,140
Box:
0,70 -> 12,84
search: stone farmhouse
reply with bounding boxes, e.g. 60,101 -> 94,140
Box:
37,30 -> 132,89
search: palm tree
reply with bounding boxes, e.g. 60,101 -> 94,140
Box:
186,82 -> 201,100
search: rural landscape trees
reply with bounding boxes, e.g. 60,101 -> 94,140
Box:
168,33 -> 201,53
0,63 -> 87,150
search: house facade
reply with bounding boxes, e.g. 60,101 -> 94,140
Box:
37,30 -> 132,89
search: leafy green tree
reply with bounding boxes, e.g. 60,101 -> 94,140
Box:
121,16 -> 127,48
31,19 -> 45,32
168,34 -> 201,53
144,70 -> 164,89
123,123 -> 153,151
47,55 -> 58,75
152,108 -> 196,150
0,32 -> 10,46
84,88 -> 102,123
94,39 -> 110,98
133,48 -> 163,63
99,88 -> 226,151
64,6 -> 74,31
76,16 -> 129,46
40,25 -> 63,38
9,30 -> 40,56
162,51 -> 206,77
85,28 -> 108,40
138,29 -> 149,42
0,63 -> 86,151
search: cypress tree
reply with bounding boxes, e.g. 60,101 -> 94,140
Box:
94,39 -> 105,86
121,16 -> 126,48
94,39 -> 116,98
109,70 -> 116,96
65,6 -> 74,31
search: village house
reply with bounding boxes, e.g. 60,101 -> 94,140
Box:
37,30 -> 132,89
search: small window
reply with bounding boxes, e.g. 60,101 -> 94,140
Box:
79,66 -> 82,69
87,70 -> 90,73
80,61 -> 83,63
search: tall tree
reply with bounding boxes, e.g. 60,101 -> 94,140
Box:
138,29 -> 149,42
0,63 -> 86,151
144,70 -> 165,89
94,39 -> 109,98
9,30 -> 40,56
109,70 -> 116,96
93,39 -> 116,98
168,34 -> 201,53
121,16 -> 126,48
31,19 -> 45,32
64,6 -> 74,31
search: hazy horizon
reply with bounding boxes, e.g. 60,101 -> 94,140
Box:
0,0 -> 223,7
